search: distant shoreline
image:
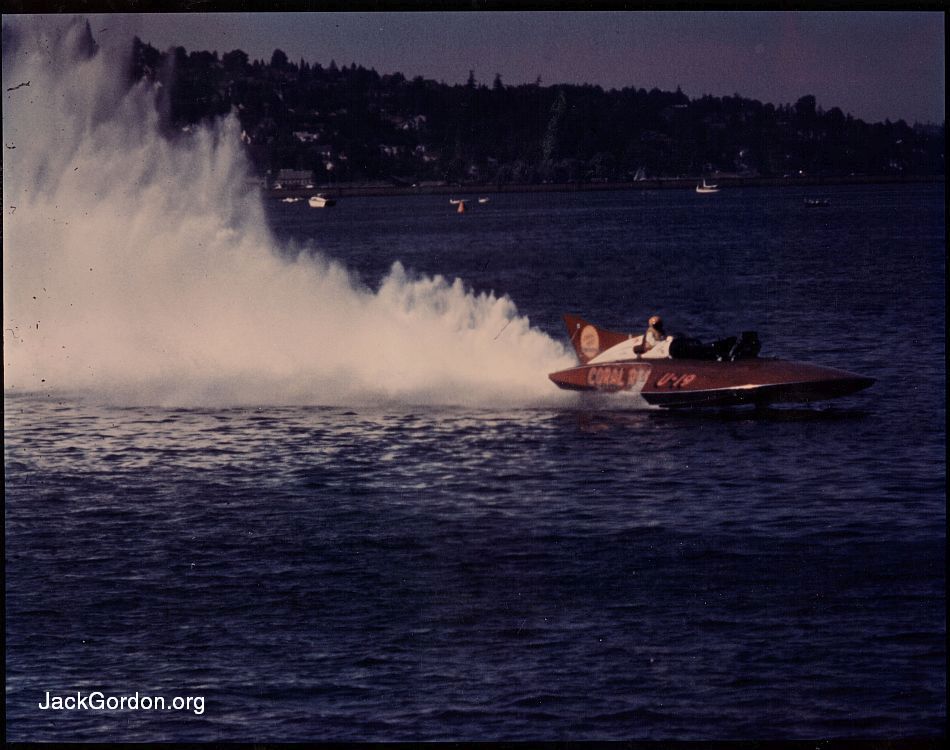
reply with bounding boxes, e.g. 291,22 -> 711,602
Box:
264,174 -> 944,200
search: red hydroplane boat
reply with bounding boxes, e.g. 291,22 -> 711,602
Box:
549,314 -> 874,408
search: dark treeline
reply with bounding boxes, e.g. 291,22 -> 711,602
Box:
131,35 -> 945,185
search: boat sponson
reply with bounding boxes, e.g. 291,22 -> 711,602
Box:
548,358 -> 874,407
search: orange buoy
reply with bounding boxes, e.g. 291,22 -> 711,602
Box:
457,200 -> 466,213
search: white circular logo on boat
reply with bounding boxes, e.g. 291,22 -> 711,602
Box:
580,325 -> 599,359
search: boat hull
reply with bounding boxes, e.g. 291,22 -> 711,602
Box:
548,358 -> 874,408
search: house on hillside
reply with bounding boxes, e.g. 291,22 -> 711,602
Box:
270,169 -> 314,189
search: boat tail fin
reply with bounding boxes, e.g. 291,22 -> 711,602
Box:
562,314 -> 633,364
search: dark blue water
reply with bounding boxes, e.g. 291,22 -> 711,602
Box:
5,184 -> 945,741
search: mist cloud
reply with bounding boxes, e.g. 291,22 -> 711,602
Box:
3,17 -> 574,408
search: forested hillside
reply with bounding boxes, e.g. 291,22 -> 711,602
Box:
130,34 -> 945,185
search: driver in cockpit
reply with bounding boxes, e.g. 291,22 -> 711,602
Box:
634,314 -> 666,356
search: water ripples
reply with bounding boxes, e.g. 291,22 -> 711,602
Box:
6,184 -> 946,740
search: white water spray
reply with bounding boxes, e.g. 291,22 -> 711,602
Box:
3,18 -> 574,407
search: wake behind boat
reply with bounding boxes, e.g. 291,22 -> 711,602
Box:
549,314 -> 873,408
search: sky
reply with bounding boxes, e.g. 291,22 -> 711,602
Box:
91,11 -> 944,124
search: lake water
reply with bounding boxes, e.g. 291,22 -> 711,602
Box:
4,184 -> 946,741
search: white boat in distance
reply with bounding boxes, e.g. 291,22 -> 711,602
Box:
696,179 -> 719,194
309,194 -> 337,208
281,197 -> 302,203
478,197 -> 490,204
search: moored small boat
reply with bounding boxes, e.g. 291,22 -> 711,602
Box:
308,194 -> 337,208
